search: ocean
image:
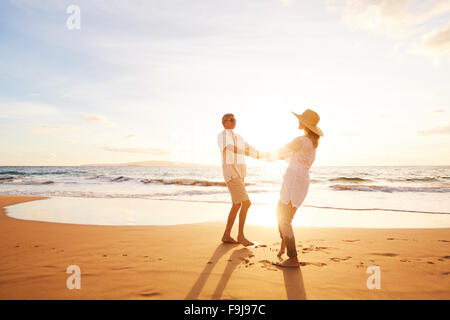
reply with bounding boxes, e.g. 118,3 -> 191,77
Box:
1,165 -> 449,216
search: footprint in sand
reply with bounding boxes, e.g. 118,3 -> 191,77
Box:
387,238 -> 408,241
371,253 -> 398,257
438,240 -> 450,243
299,261 -> 327,267
400,259 -> 410,262
112,266 -> 132,270
443,272 -> 450,276
302,245 -> 315,253
330,256 -> 352,262
315,246 -> 334,254
342,239 -> 360,243
140,291 -> 160,297
259,260 -> 278,271
442,256 -> 450,260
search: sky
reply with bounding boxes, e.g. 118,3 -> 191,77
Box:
0,0 -> 449,166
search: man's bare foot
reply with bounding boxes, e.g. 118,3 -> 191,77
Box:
222,234 -> 239,244
237,235 -> 254,247
273,257 -> 299,268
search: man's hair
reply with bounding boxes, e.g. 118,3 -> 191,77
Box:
222,113 -> 234,122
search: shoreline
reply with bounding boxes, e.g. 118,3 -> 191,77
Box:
0,195 -> 449,299
4,195 -> 450,229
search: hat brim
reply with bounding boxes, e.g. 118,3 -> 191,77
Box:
291,111 -> 324,137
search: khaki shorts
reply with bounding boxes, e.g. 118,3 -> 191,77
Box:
226,177 -> 249,204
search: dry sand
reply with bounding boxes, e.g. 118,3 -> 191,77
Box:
0,195 -> 449,300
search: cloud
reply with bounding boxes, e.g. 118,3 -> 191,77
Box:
81,114 -> 114,127
433,109 -> 446,113
417,125 -> 450,135
420,23 -> 450,57
328,0 -> 450,37
102,146 -> 170,155
32,125 -> 64,133
125,134 -> 135,139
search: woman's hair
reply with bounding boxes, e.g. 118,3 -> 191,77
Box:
304,127 -> 320,148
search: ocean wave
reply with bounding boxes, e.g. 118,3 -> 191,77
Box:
140,178 -> 228,187
0,188 -> 271,199
87,175 -> 231,187
330,184 -> 450,193
387,177 -> 441,182
0,178 -> 55,185
111,176 -> 132,182
0,171 -> 25,175
328,177 -> 373,182
0,170 -> 84,176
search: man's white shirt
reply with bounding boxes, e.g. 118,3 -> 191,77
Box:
217,129 -> 247,182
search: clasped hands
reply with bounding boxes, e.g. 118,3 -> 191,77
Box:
260,152 -> 276,162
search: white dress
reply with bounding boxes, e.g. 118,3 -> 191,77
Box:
279,135 -> 316,208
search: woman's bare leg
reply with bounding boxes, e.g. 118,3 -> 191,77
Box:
277,239 -> 286,257
276,202 -> 299,268
276,202 -> 286,256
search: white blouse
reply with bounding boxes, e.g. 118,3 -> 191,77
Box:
277,135 -> 316,208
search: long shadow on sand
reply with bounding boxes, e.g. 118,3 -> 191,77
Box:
278,264 -> 307,300
185,244 -> 252,300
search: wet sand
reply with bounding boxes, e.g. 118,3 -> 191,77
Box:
0,195 -> 449,299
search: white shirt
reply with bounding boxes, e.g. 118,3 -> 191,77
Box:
217,129 -> 259,182
278,135 -> 317,208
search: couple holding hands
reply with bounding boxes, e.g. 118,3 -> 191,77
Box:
217,110 -> 323,268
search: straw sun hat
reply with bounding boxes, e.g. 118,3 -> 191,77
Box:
291,109 -> 324,137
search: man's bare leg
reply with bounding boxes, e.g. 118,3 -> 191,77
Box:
237,200 -> 254,246
222,203 -> 241,243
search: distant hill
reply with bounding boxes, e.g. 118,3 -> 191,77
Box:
81,160 -> 213,167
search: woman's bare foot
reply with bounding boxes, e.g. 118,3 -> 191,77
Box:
222,234 -> 239,244
277,240 -> 286,257
273,257 -> 299,268
237,235 -> 254,247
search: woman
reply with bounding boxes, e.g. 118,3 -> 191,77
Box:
263,109 -> 323,268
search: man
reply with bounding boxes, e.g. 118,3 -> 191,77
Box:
218,113 -> 261,246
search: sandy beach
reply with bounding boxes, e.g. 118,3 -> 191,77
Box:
0,194 -> 449,300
